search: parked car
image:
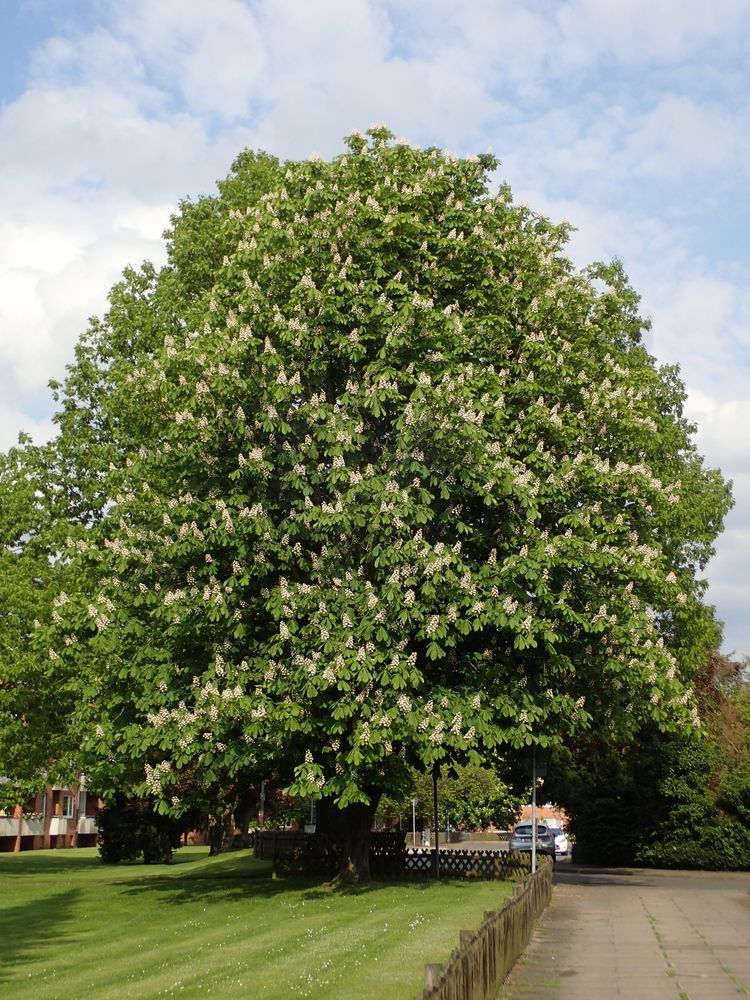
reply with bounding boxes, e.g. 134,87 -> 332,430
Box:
508,823 -> 556,859
553,828 -> 569,856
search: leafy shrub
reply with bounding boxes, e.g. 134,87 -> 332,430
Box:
636,814 -> 750,870
97,795 -> 182,864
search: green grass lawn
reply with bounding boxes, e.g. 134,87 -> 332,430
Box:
0,846 -> 513,999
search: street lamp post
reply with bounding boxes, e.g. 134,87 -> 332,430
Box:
259,779 -> 267,833
531,748 -> 537,874
525,747 -> 548,875
432,763 -> 440,879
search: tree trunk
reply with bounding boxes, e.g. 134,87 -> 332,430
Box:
207,806 -> 235,856
233,788 -> 257,849
316,793 -> 381,883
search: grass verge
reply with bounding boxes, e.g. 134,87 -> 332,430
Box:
0,846 -> 513,999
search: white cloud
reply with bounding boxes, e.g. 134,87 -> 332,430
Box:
385,0 -> 750,92
385,0 -> 552,88
0,67 -> 255,447
556,0 -> 750,68
0,267 -> 53,393
0,401 -> 55,452
0,211 -> 166,406
28,25 -> 155,104
112,202 -> 175,242
0,218 -> 84,273
650,275 -> 750,399
703,511 -> 750,658
0,85 -> 232,200
686,394 -> 750,477
623,96 -> 750,183
113,0 -> 268,121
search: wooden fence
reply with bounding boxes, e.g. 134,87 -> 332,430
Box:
255,830 -> 531,882
414,859 -> 553,1000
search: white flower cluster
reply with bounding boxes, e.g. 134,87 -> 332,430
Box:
145,760 -> 172,795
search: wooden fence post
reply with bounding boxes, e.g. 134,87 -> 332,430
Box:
424,964 -> 444,990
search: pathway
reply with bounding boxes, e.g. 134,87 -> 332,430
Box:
503,865 -> 750,999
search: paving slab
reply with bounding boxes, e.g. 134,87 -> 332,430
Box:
502,864 -> 750,999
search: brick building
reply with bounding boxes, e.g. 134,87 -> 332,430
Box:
0,781 -> 100,852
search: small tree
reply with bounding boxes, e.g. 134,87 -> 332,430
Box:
22,127 -> 731,881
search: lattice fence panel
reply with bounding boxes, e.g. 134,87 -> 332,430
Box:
370,845 -> 531,881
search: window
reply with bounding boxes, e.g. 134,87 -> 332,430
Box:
61,794 -> 74,818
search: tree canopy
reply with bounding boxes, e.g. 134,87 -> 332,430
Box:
1,127 -> 732,869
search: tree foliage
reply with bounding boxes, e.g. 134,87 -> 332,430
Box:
1,128 -> 732,874
0,439 -> 83,807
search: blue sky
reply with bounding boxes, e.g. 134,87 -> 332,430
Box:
1,0 -> 749,657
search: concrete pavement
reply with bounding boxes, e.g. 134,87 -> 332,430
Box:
502,864 -> 750,999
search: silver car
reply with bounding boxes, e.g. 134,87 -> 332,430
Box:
508,823 -> 556,859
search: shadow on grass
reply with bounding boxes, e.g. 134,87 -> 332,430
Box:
0,846 -> 212,879
0,888 -> 82,983
0,853 -> 105,876
122,878 -> 443,907
300,876 -> 504,899
119,871 -> 313,906
117,859 -> 513,909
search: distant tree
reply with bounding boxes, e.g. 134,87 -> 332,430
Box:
378,764 -> 523,832
546,651 -> 750,869
4,127 -> 731,880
